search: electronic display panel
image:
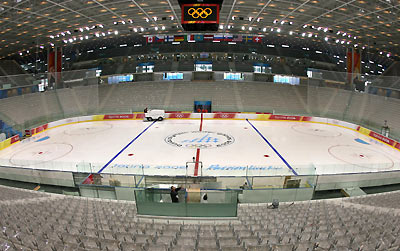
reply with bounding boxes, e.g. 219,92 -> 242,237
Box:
182,4 -> 219,24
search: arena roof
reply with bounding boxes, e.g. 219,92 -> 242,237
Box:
0,0 -> 399,58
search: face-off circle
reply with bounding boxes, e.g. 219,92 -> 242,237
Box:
328,145 -> 394,170
9,143 -> 73,166
291,124 -> 342,137
165,131 -> 235,149
64,122 -> 113,136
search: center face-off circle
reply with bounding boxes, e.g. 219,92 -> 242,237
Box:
165,131 -> 235,149
328,145 -> 394,170
291,124 -> 342,137
9,143 -> 73,166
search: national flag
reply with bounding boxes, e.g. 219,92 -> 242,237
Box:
187,34 -> 195,42
146,36 -> 154,43
253,36 -> 262,43
213,34 -> 224,41
224,34 -> 233,42
203,34 -> 214,40
166,35 -> 174,42
155,35 -> 164,42
244,35 -> 253,42
232,35 -> 243,42
174,35 -> 185,42
347,48 -> 361,83
194,34 -> 204,41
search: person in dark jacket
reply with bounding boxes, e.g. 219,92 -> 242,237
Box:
170,186 -> 182,203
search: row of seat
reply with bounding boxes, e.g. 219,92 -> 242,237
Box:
2,80 -> 400,138
346,190 -> 400,209
0,185 -> 399,250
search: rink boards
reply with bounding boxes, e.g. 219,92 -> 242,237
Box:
0,113 -> 399,180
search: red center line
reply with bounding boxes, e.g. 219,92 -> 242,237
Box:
194,113 -> 203,176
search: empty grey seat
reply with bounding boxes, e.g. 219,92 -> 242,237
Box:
119,241 -> 145,251
133,234 -> 152,244
175,237 -> 196,247
115,232 -> 134,242
240,236 -> 260,247
98,239 -> 119,250
146,244 -> 170,251
218,237 -> 242,250
246,244 -> 271,251
197,237 -> 218,249
270,243 -> 295,251
171,245 -> 196,251
154,235 -> 175,246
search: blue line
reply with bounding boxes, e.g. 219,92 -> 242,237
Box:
97,121 -> 156,174
245,177 -> 252,189
246,119 -> 298,176
135,175 -> 145,188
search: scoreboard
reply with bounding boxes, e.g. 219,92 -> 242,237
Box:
181,4 -> 219,24
179,0 -> 222,31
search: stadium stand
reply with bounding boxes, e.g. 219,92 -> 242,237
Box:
345,91 -> 400,136
234,62 -> 253,73
154,61 -> 172,72
307,86 -> 351,119
178,60 -> 195,72
3,81 -> 400,139
0,184 -> 399,251
56,86 -> 100,118
167,81 -> 237,112
0,60 -> 26,76
212,61 -> 230,72
235,82 -> 308,114
98,82 -> 170,113
347,190 -> 400,209
0,185 -> 49,202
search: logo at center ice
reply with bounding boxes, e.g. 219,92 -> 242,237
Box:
165,131 -> 234,149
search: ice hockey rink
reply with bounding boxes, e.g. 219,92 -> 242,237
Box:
0,118 -> 400,177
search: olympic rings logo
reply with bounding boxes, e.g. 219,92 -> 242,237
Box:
187,8 -> 212,19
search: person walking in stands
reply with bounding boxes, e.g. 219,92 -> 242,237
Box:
170,186 -> 182,203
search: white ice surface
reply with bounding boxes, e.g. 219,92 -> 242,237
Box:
0,119 -> 399,177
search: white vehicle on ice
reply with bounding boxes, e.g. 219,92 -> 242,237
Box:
144,109 -> 165,121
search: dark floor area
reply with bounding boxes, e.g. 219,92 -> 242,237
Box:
313,189 -> 346,200
362,183 -> 400,194
0,178 -> 80,195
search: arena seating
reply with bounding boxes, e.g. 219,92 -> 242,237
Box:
0,93 -> 50,126
56,86 -> 99,117
98,82 -> 170,113
307,86 -> 351,119
347,190 -> 400,209
212,61 -> 230,72
178,60 -> 195,71
235,62 -> 253,72
345,91 -> 400,137
235,83 -> 308,114
0,184 -> 399,251
1,81 -> 400,139
168,81 -> 237,112
0,60 -> 26,76
154,61 -> 172,72
0,185 -> 49,202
